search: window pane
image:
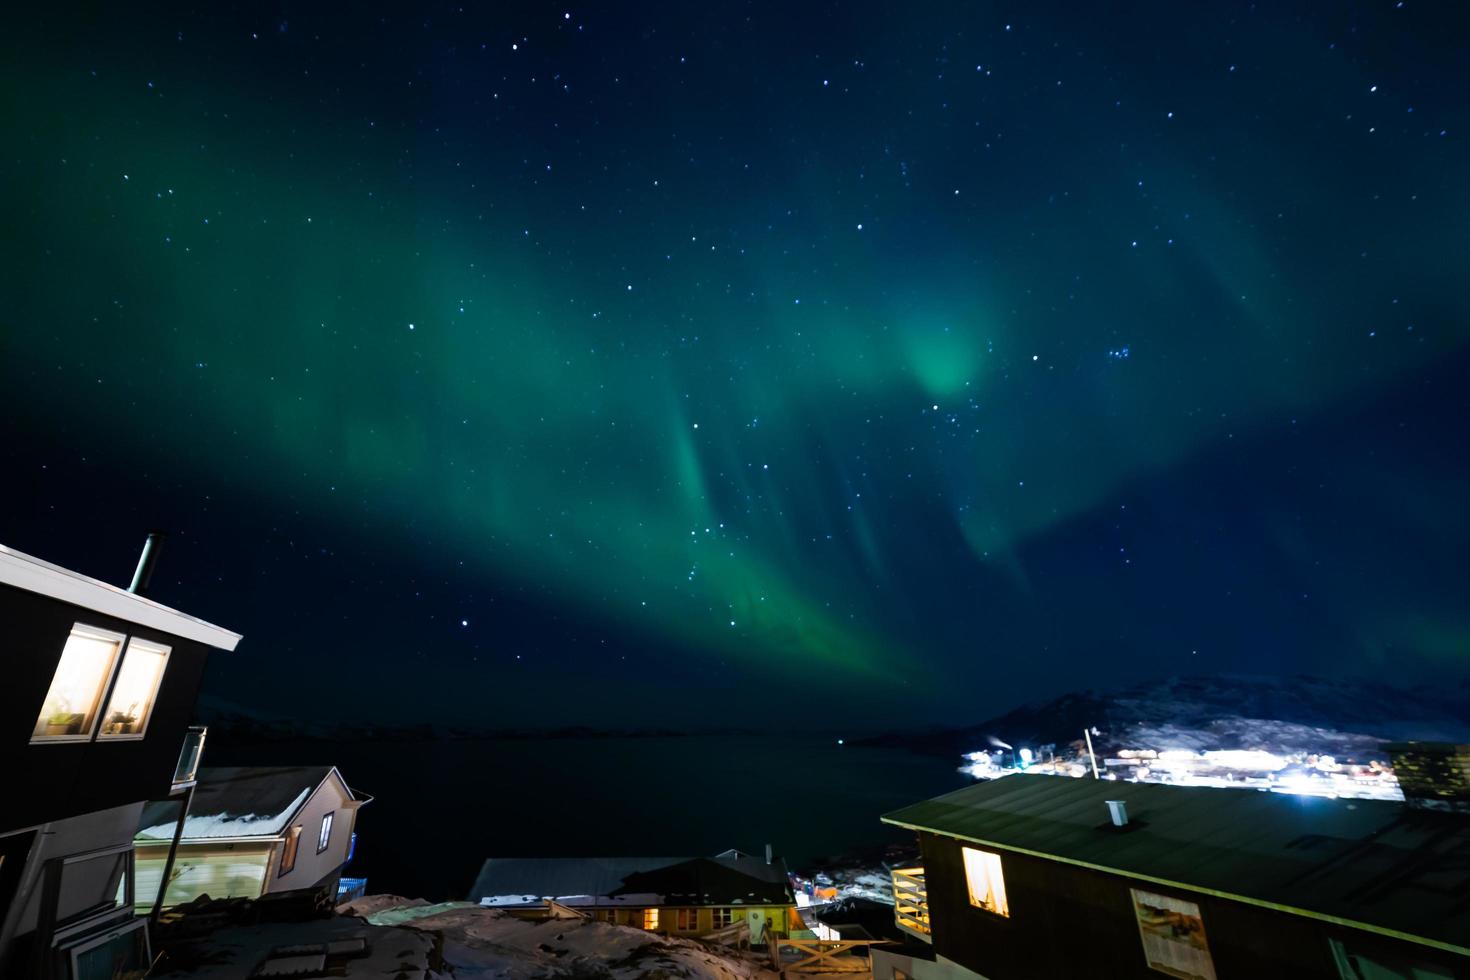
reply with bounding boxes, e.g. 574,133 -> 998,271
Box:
642,908 -> 659,930
961,846 -> 1010,917
32,625 -> 125,740
280,826 -> 302,876
318,812 -> 334,852
1132,890 -> 1215,980
99,639 -> 170,738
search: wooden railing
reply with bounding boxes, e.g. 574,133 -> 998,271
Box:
891,867 -> 931,942
700,919 -> 751,949
770,937 -> 889,976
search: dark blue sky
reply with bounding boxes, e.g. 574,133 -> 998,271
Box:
2,1 -> 1466,728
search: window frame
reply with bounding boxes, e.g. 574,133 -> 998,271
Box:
960,846 -> 1011,918
317,812 -> 335,854
674,908 -> 699,931
30,624 -> 129,745
711,907 -> 734,929
642,908 -> 660,930
96,637 -> 172,742
278,826 -> 303,878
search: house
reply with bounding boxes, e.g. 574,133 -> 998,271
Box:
0,537 -> 241,979
871,773 -> 1470,980
134,765 -> 366,910
471,849 -> 796,942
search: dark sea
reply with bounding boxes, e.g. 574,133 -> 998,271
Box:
205,734 -> 966,901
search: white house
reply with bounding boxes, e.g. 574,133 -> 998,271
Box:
134,765 -> 365,911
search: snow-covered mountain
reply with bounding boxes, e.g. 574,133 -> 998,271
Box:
866,673 -> 1470,762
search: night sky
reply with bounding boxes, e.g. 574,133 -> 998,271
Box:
2,2 -> 1467,730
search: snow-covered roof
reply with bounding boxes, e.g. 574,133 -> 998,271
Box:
0,543 -> 241,651
138,766 -> 348,841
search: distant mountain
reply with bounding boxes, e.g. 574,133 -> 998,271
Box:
862,673 -> 1470,761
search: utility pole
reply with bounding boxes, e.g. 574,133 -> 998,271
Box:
1084,728 -> 1100,780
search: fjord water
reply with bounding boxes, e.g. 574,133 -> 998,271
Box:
207,733 -> 964,900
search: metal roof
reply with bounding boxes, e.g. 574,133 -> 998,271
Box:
616,857 -> 793,905
471,857 -> 686,903
0,543 -> 241,650
882,774 -> 1470,955
470,853 -> 792,906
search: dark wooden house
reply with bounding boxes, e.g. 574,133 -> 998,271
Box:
471,850 -> 796,941
0,541 -> 240,979
872,775 -> 1469,980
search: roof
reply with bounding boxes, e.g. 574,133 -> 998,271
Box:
471,854 -> 793,906
0,543 -> 241,651
137,766 -> 344,841
616,857 -> 793,905
472,858 -> 683,903
882,774 -> 1470,955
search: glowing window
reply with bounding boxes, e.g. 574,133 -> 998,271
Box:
961,846 -> 1010,917
279,826 -> 302,877
32,625 -> 126,742
318,812 -> 335,853
98,638 -> 171,739
642,908 -> 660,930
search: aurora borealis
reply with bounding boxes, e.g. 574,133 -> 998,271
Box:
2,2 -> 1467,727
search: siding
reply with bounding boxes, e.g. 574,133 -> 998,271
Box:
918,831 -> 1464,980
0,583 -> 210,830
265,773 -> 356,894
136,841 -> 274,910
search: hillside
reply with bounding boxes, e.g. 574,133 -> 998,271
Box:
863,673 -> 1470,762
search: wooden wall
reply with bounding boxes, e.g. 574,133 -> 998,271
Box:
918,831 -> 1461,980
0,583 -> 213,831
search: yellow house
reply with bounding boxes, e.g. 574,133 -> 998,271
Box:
471,850 -> 796,942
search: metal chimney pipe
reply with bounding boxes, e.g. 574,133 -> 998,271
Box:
128,531 -> 168,596
1106,800 -> 1129,827
765,844 -> 773,865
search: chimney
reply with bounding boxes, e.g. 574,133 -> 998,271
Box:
765,844 -> 773,865
128,531 -> 168,596
1106,800 -> 1129,827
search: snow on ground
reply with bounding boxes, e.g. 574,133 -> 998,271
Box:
150,911 -> 434,979
343,895 -> 781,980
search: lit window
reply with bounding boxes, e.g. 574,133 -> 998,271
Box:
642,908 -> 659,930
711,907 -> 733,929
318,812 -> 335,853
675,908 -> 699,931
279,826 -> 302,877
32,625 -> 126,742
961,847 -> 1010,917
98,638 -> 171,739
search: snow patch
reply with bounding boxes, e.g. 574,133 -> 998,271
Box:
137,787 -> 312,840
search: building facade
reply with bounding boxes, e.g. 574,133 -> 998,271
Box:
0,542 -> 241,979
873,775 -> 1469,980
134,765 -> 366,911
472,851 -> 796,942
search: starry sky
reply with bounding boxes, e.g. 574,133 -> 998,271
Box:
2,1 -> 1467,729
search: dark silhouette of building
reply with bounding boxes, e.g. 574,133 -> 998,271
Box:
873,775 -> 1468,980
0,542 -> 240,979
